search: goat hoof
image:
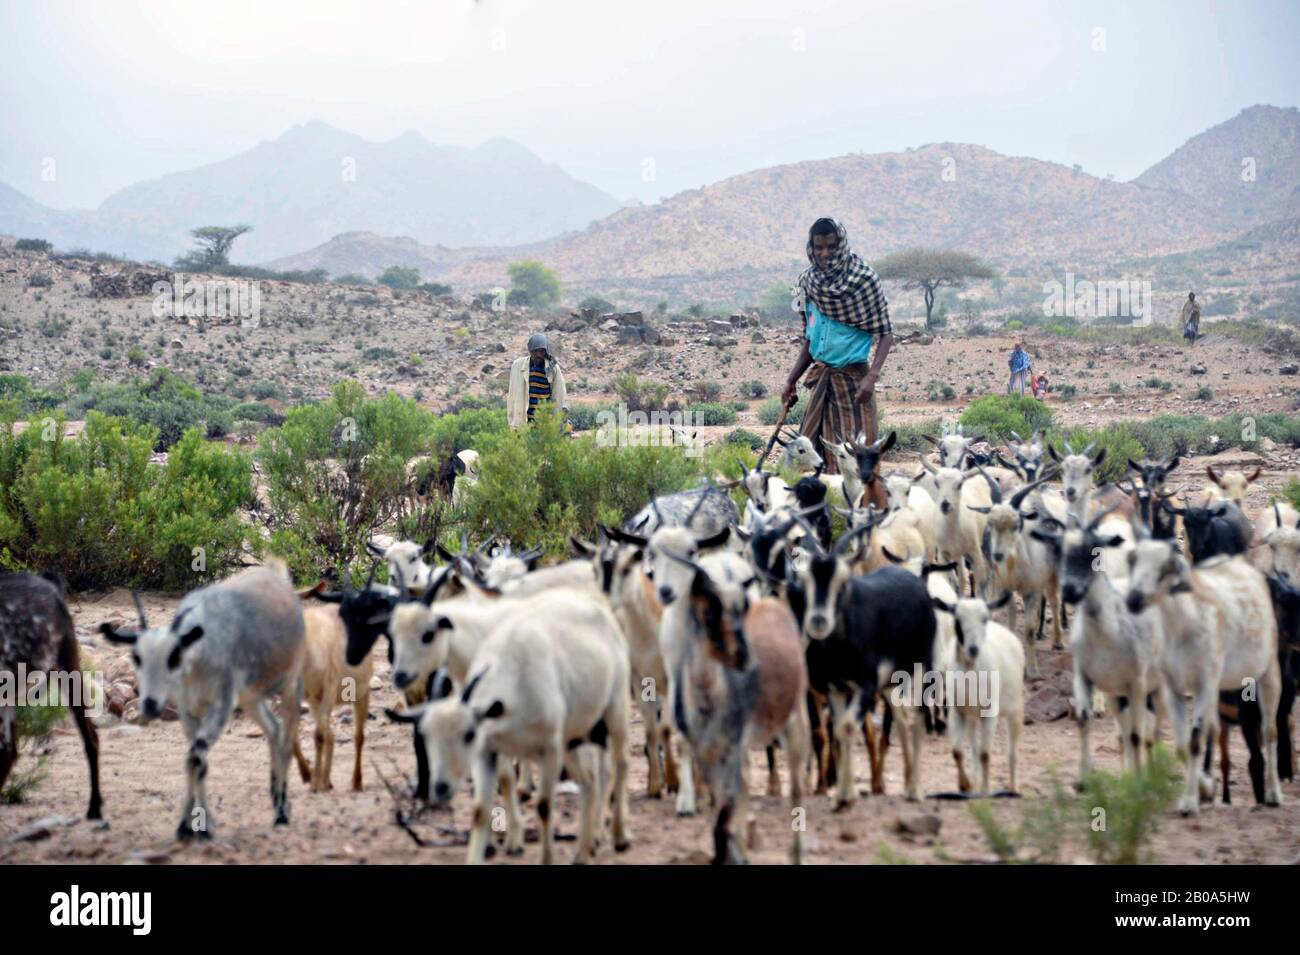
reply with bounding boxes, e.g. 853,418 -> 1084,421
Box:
274,811 -> 290,826
832,799 -> 853,813
507,845 -> 525,856
175,823 -> 195,841
615,839 -> 631,853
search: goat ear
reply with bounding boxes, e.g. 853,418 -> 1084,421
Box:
178,625 -> 204,648
383,706 -> 423,724
453,456 -> 466,474
1029,528 -> 1060,551
989,591 -> 1013,610
1091,447 -> 1107,468
920,433 -> 940,446
878,431 -> 897,454
966,505 -> 992,515
435,543 -> 457,563
1100,534 -> 1125,548
1206,465 -> 1222,487
98,622 -> 138,645
694,526 -> 731,551
366,541 -> 385,558
966,434 -> 986,446
569,536 -> 597,558
476,700 -> 506,721
1047,446 -> 1062,463
1246,465 -> 1262,483
930,595 -> 955,614
1127,458 -> 1143,474
421,538 -> 437,557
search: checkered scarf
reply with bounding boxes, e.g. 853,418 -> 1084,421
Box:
797,219 -> 892,336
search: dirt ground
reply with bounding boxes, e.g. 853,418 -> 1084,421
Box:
3,554 -> 1299,867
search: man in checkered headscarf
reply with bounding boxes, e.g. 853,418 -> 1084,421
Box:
781,218 -> 894,473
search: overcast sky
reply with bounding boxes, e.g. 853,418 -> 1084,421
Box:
2,0 -> 1297,211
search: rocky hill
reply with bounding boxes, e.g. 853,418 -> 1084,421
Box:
1135,105 -> 1300,229
0,121 -> 621,265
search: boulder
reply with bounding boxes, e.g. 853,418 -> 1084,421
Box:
708,320 -> 733,335
600,319 -> 620,332
640,324 -> 662,345
616,326 -> 644,345
1025,684 -> 1070,723
616,311 -> 644,326
707,335 -> 738,347
1281,363 -> 1298,376
1190,363 -> 1207,375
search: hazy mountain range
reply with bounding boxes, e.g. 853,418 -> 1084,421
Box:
0,121 -> 623,263
3,106 -> 1298,305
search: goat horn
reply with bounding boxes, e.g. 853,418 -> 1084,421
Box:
1064,439 -> 1075,455
1009,475 -> 1049,511
1009,430 -> 1023,443
364,559 -> 380,590
131,590 -> 148,629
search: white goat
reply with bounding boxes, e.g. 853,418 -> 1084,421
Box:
1031,517 -> 1164,782
1125,543 -> 1283,814
922,459 -> 995,597
391,591 -> 632,864
931,592 -> 1025,795
1254,500 -> 1300,582
100,560 -> 305,837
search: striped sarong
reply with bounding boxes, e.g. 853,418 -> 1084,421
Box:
799,360 -> 876,475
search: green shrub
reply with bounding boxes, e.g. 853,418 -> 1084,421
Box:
723,428 -> 764,450
887,417 -> 943,453
1057,383 -> 1077,398
257,381 -> 436,581
0,412 -> 254,590
1282,477 -> 1300,510
758,395 -> 805,425
612,373 -> 671,413
14,238 -> 53,253
72,368 -> 236,450
27,274 -> 54,289
566,402 -> 615,432
960,395 -> 1053,442
1048,424 -> 1144,483
739,380 -> 769,399
363,346 -> 399,362
233,402 -> 279,423
377,266 -> 420,290
688,402 -> 737,426
2,700 -> 66,804
1194,386 -> 1212,401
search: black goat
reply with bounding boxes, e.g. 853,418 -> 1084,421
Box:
792,528 -> 937,806
0,572 -> 102,820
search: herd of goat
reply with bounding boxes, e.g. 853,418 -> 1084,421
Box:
1,425 -> 1298,864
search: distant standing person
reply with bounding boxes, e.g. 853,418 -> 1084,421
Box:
1008,341 -> 1031,395
781,217 -> 893,473
1181,291 -> 1201,345
507,332 -> 568,429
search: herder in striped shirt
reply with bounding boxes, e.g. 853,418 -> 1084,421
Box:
507,332 -> 569,429
781,217 -> 894,474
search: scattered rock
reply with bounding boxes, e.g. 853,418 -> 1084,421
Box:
893,813 -> 942,837
1281,363 -> 1298,376
7,815 -> 76,843
1025,684 -> 1071,722
1190,363 -> 1207,375
616,326 -> 644,346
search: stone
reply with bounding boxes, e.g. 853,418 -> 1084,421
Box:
1280,363 -> 1298,376
751,331 -> 767,343
893,813 -> 942,837
616,311 -> 644,326
708,320 -> 733,335
707,335 -> 738,347
640,324 -> 662,345
616,326 -> 644,345
600,319 -> 619,332
1190,363 -> 1207,375
1025,684 -> 1071,722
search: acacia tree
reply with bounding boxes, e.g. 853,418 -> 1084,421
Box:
874,248 -> 995,329
175,225 -> 252,270
506,259 -> 561,307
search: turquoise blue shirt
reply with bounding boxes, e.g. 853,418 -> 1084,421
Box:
805,300 -> 874,368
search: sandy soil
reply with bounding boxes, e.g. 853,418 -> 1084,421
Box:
3,560 -> 1298,867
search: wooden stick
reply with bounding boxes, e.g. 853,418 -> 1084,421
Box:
761,398 -> 794,464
